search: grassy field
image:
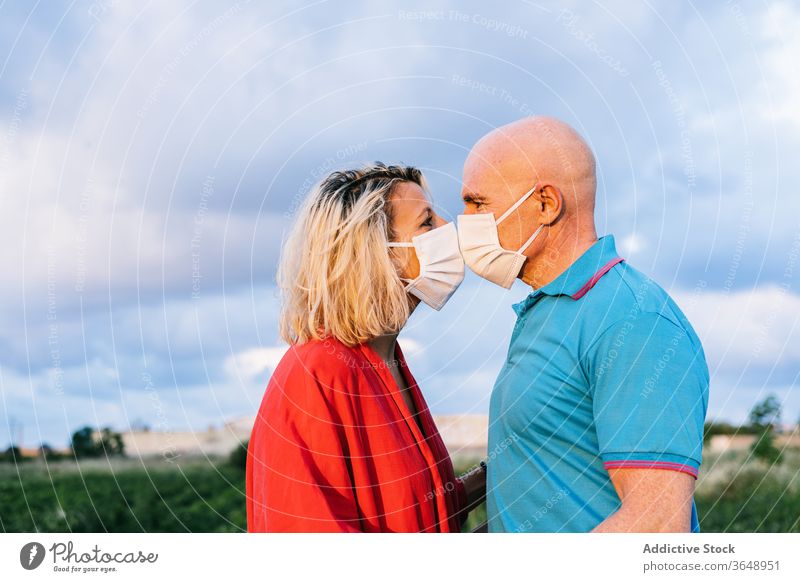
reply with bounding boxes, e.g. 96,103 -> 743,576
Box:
1,449 -> 797,532
694,448 -> 800,532
0,457 -> 246,533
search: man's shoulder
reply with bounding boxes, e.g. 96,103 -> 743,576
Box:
583,261 -> 704,350
577,262 -> 709,388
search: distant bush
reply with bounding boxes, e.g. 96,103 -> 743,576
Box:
38,444 -> 64,461
70,426 -> 125,459
228,440 -> 248,471
748,395 -> 783,465
749,395 -> 782,430
0,446 -> 26,464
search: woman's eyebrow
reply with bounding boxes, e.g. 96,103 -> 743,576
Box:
416,206 -> 432,223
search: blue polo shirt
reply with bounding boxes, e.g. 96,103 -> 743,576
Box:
486,235 -> 709,532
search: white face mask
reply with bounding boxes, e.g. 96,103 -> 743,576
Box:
456,185 -> 544,289
387,222 -> 465,310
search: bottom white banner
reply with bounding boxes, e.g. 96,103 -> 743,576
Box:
1,533 -> 798,581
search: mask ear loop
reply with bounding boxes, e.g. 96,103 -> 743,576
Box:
495,182 -> 541,225
518,223 -> 545,254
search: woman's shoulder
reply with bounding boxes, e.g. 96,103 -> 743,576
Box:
263,338 -> 372,418
275,338 -> 369,383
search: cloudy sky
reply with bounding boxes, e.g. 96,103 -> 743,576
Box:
1,0 -> 799,449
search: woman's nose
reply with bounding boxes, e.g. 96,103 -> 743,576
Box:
432,212 -> 446,228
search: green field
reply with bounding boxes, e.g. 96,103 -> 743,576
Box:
0,457 -> 246,533
1,449 -> 798,532
693,449 -> 800,532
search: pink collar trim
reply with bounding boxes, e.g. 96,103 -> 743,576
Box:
570,257 -> 625,300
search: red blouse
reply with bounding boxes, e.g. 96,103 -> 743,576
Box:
246,338 -> 467,532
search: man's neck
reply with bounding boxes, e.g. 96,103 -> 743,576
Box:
520,228 -> 599,290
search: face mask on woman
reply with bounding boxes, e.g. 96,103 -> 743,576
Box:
456,184 -> 544,289
387,222 -> 465,310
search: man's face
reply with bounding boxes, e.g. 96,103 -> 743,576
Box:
460,153 -> 541,254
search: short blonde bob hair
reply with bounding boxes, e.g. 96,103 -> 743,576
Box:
278,162 -> 427,346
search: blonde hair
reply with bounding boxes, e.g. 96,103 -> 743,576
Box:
278,162 -> 427,346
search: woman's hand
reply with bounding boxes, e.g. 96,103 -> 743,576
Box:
459,461 -> 487,515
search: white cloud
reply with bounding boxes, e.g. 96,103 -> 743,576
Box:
760,1 -> 800,127
398,336 -> 424,356
0,124 -> 286,313
619,232 -> 646,256
225,345 -> 288,382
674,284 -> 800,369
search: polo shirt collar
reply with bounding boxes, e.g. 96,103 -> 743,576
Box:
512,235 -> 623,316
539,234 -> 623,299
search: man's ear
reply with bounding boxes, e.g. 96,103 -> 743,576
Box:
535,184 -> 564,225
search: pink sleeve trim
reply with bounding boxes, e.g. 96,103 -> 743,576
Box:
603,459 -> 699,479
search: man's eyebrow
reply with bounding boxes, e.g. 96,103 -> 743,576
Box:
462,190 -> 485,202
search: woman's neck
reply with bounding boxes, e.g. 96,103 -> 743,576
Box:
368,333 -> 399,364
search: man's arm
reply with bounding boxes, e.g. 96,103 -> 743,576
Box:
587,312 -> 708,533
592,468 -> 694,532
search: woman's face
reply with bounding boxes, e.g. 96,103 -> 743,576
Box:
387,181 -> 445,281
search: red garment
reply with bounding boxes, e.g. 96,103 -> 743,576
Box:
246,338 -> 467,532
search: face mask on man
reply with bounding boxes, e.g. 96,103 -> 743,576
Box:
456,184 -> 544,289
387,221 -> 465,310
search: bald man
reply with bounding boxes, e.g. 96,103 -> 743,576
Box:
457,117 -> 709,532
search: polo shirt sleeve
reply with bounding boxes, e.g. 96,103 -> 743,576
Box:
587,312 -> 708,478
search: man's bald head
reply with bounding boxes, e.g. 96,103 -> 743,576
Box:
459,116 -> 599,288
463,116 -> 597,221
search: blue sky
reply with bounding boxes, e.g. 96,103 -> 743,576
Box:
2,1 -> 799,448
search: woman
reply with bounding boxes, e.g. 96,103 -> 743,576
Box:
246,163 -> 485,532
